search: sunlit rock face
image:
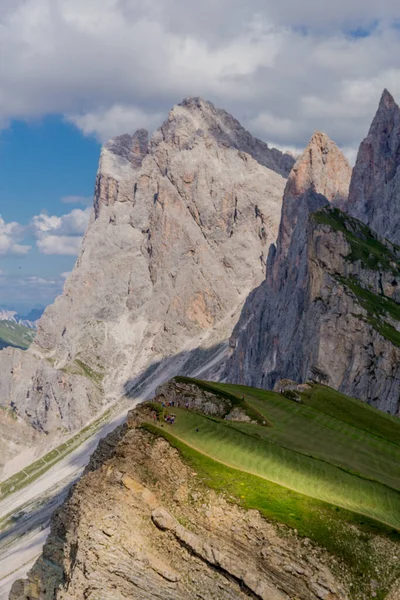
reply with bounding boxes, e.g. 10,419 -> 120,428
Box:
33,97 -> 291,395
0,98 -> 292,475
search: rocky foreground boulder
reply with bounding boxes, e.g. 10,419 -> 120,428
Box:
0,98 -> 293,477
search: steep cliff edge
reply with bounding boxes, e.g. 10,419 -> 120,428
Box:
224,100 -> 400,413
0,98 -> 293,477
346,89 -> 400,245
225,204 -> 400,413
7,415 -> 349,600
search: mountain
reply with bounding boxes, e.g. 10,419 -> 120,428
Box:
346,89 -> 400,245
4,92 -> 400,600
19,308 -> 45,326
0,97 -> 294,478
0,308 -> 44,330
224,112 -> 400,414
12,378 -> 400,600
0,320 -> 36,350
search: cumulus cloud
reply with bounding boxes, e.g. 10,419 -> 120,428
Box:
0,216 -> 31,256
67,105 -> 165,143
32,207 -> 91,255
36,235 -> 83,256
1,1 -> 400,156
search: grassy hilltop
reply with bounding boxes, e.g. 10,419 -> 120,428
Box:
142,378 -> 400,599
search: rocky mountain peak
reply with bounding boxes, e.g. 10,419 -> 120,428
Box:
346,89 -> 400,244
378,88 -> 397,111
153,96 -> 295,177
272,131 -> 351,277
0,96 -> 293,479
285,131 -> 351,201
368,88 -> 400,138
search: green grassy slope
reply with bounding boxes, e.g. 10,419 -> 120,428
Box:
312,206 -> 400,275
149,403 -> 400,530
0,320 -> 35,350
143,379 -> 400,598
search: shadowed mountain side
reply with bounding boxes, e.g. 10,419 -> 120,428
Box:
347,90 -> 400,245
224,124 -> 400,413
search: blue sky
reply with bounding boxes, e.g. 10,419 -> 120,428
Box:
1,0 -> 400,311
0,118 -> 100,311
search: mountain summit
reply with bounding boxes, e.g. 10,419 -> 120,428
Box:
225,131 -> 353,387
347,88 -> 400,244
271,131 -> 351,281
0,98 -> 293,477
225,97 -> 400,411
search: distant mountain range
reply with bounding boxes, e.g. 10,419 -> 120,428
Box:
0,307 -> 45,330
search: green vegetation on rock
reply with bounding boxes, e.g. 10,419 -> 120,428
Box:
337,275 -> 400,347
312,207 -> 400,274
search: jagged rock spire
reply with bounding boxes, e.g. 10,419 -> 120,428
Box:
272,131 -> 351,276
347,89 -> 400,244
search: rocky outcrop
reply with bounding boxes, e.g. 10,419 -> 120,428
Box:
155,378 -> 232,416
273,131 -> 351,277
10,408 -> 350,600
0,98 -> 293,477
224,128 -> 400,414
0,348 -> 103,477
346,89 -> 400,245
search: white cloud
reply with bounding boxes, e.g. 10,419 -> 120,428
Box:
61,271 -> 71,279
36,235 -> 83,255
0,216 -> 31,256
1,1 -> 400,155
67,105 -> 164,143
32,207 -> 91,236
32,207 -> 91,255
61,195 -> 93,206
24,276 -> 58,285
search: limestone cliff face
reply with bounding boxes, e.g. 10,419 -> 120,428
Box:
223,134 -> 350,384
0,98 -> 292,476
35,99 -> 285,391
34,97 -> 290,390
10,407 -> 350,600
346,89 -> 400,245
224,128 -> 400,414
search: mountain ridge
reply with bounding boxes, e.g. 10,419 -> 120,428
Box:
224,94 -> 400,413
